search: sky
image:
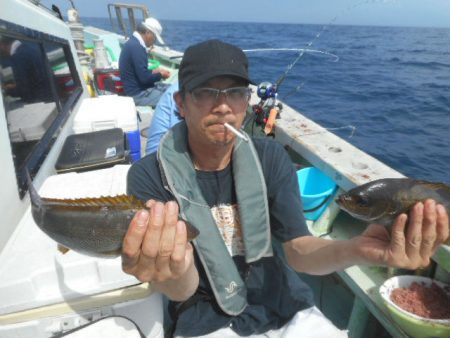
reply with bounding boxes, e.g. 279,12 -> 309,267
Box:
40,0 -> 450,28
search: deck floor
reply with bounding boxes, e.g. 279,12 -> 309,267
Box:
299,273 -> 393,337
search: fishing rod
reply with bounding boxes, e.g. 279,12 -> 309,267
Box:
244,49 -> 339,136
282,82 -> 306,100
247,0 -> 382,136
243,48 -> 339,62
247,29 -> 338,136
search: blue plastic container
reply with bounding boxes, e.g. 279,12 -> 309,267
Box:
297,167 -> 337,221
130,151 -> 141,163
126,129 -> 141,162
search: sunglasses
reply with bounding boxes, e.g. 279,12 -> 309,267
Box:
190,86 -> 252,107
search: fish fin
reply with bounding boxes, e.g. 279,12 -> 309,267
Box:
415,181 -> 450,192
58,244 -> 70,255
42,194 -> 145,210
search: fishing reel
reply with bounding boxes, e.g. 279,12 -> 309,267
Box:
252,81 -> 282,136
256,81 -> 277,100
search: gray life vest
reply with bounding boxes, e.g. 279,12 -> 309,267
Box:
157,121 -> 272,315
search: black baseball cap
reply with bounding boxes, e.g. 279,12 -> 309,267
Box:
178,39 -> 254,91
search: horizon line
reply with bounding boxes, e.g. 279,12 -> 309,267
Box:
79,16 -> 450,30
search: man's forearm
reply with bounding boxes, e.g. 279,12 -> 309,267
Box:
152,261 -> 199,301
283,236 -> 360,275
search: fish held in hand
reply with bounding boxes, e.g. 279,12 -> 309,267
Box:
336,178 -> 450,226
29,179 -> 199,257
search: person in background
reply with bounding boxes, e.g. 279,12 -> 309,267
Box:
119,17 -> 171,106
145,81 -> 183,155
122,39 -> 449,338
0,36 -> 51,103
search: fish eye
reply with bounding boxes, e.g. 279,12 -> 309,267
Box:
357,196 -> 370,207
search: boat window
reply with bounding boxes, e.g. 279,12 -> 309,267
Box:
0,27 -> 82,198
44,42 -> 79,107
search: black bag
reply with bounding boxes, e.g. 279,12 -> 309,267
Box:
55,128 -> 130,173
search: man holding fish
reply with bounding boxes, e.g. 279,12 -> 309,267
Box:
123,40 -> 449,337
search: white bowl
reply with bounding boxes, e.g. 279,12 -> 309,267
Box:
379,275 -> 450,338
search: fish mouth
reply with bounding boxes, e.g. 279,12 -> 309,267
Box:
336,194 -> 352,208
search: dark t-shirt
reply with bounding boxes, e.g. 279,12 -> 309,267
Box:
127,137 -> 314,336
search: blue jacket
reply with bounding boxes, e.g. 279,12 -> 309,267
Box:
145,82 -> 183,155
119,35 -> 162,96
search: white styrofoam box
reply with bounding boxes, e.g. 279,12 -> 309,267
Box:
6,102 -> 58,142
0,165 -> 146,317
73,95 -> 138,134
0,285 -> 163,338
39,164 -> 130,198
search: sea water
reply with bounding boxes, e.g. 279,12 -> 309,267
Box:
84,18 -> 450,184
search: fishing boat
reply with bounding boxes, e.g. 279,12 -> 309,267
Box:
0,1 -> 448,337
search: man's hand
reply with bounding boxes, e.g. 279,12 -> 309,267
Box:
122,200 -> 198,300
152,68 -> 171,79
354,199 -> 449,269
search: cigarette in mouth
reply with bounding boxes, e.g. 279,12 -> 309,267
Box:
224,123 -> 249,142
